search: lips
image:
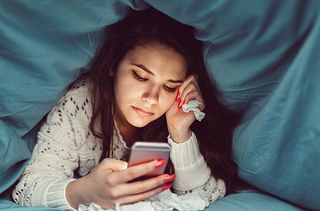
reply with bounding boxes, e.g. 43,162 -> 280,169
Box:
132,106 -> 155,117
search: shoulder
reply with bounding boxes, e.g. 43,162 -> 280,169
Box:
65,77 -> 94,102
45,77 -> 95,125
57,77 -> 94,111
40,77 -> 97,148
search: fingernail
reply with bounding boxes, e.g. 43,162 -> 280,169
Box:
162,183 -> 172,191
178,101 -> 183,109
175,92 -> 180,101
164,174 -> 176,183
154,160 -> 166,168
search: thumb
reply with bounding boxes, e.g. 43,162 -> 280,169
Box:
100,158 -> 128,172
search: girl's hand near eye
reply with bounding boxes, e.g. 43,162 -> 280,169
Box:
66,158 -> 174,209
165,75 -> 205,143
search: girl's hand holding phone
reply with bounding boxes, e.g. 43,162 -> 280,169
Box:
66,158 -> 174,209
166,75 -> 205,143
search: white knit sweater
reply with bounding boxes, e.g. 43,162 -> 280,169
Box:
12,78 -> 226,210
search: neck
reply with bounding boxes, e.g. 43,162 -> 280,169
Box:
114,112 -> 141,146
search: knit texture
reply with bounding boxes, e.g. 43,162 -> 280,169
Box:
12,78 -> 225,209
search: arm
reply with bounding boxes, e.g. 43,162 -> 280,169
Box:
168,132 -> 226,203
165,75 -> 226,202
12,94 -> 80,210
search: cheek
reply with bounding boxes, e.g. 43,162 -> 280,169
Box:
159,93 -> 175,112
114,77 -> 138,101
115,85 -> 137,105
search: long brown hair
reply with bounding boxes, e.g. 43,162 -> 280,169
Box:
84,8 -> 240,194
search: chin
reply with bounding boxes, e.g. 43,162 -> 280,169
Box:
127,115 -> 159,128
127,118 -> 151,128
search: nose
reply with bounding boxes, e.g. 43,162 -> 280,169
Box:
142,85 -> 159,107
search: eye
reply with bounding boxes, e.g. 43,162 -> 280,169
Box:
132,70 -> 148,82
163,85 -> 177,93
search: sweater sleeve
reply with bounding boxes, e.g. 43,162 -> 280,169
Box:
168,132 -> 226,203
12,93 -> 82,210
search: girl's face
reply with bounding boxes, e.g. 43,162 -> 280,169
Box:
112,42 -> 187,128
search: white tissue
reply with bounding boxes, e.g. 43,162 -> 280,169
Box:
78,189 -> 209,211
150,189 -> 209,211
181,100 -> 205,122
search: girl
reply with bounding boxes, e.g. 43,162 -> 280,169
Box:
13,8 -> 239,210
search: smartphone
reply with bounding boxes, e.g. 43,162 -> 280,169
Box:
128,142 -> 171,177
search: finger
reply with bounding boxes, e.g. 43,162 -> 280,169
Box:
110,160 -> 164,184
115,183 -> 172,205
168,100 -> 179,114
183,75 -> 201,91
180,82 -> 199,101
100,158 -> 128,172
183,90 -> 205,111
108,174 -> 175,198
178,75 -> 197,94
191,78 -> 201,91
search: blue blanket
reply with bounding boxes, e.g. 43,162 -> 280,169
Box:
1,0 -> 319,210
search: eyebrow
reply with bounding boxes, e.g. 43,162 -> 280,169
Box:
132,63 -> 184,83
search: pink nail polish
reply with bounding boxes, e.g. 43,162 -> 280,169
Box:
154,160 -> 166,168
164,174 -> 176,183
162,183 -> 172,191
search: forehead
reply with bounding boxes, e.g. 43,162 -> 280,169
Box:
124,43 -> 188,78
